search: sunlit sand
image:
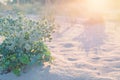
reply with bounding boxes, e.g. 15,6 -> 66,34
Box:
0,0 -> 120,80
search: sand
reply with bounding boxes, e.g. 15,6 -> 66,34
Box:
0,17 -> 120,80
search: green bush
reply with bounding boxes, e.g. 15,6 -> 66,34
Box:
0,13 -> 56,76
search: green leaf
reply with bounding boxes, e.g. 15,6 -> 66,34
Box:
19,54 -> 30,64
24,32 -> 29,40
9,54 -> 16,61
13,68 -> 21,76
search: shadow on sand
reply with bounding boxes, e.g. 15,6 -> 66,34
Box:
76,16 -> 108,54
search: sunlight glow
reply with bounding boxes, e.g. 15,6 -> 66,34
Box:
85,0 -> 108,13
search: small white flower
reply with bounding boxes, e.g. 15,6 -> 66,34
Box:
0,36 -> 5,44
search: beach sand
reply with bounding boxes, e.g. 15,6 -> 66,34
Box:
0,17 -> 120,80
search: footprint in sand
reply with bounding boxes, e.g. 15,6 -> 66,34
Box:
68,58 -> 77,61
63,43 -> 74,48
91,57 -> 100,60
107,62 -> 120,69
49,45 -> 55,48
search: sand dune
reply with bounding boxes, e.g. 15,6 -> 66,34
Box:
0,17 -> 120,80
